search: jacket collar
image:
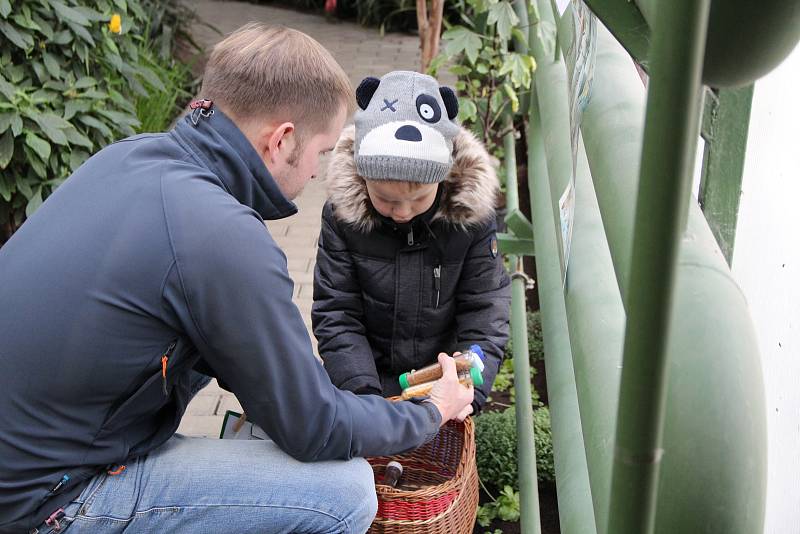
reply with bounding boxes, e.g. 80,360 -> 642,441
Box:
172,107 -> 298,221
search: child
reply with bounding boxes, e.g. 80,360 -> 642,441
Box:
312,71 -> 511,414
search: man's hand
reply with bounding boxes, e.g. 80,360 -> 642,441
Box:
426,353 -> 474,426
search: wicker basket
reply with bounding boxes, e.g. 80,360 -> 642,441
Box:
366,417 -> 478,533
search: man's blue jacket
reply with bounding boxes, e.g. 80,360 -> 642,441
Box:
0,110 -> 441,532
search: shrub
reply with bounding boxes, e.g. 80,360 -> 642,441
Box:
0,0 -> 195,244
504,310 -> 544,363
475,406 -> 555,490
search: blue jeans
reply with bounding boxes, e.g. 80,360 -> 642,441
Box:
32,375 -> 378,533
33,435 -> 377,534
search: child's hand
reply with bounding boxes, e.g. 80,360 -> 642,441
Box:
426,353 -> 474,426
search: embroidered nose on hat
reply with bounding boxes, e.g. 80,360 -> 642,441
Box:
354,71 -> 460,184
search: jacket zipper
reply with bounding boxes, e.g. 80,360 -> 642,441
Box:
407,228 -> 414,246
161,340 -> 177,396
433,265 -> 441,309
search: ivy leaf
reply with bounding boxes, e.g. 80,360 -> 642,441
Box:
498,53 -> 536,89
25,186 -> 43,217
487,1 -> 518,42
42,52 -> 61,79
25,132 -> 51,161
457,97 -> 478,123
50,0 -> 90,26
442,27 -> 482,65
0,129 -> 13,169
0,20 -> 34,50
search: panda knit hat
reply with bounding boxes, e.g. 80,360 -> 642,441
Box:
353,71 -> 460,184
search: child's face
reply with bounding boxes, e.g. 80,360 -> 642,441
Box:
365,181 -> 439,224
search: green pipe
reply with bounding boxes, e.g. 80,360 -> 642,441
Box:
549,5 -> 766,533
529,93 -> 598,534
503,118 -> 541,534
607,2 -> 711,533
528,0 -> 573,278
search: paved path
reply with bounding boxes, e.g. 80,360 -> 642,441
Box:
178,1 -> 426,437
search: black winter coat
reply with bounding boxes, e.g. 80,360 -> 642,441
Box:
312,126 -> 511,410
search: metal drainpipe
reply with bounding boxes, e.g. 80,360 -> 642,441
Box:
607,1 -> 711,533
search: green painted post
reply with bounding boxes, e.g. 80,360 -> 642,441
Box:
607,1 -> 711,533
582,0 -> 650,67
698,85 -> 754,264
503,117 -> 542,534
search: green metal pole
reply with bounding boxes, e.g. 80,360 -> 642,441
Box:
503,117 -> 541,534
607,2 -> 711,533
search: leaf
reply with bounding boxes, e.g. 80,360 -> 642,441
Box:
137,65 -> 166,92
25,186 -> 43,217
77,115 -> 112,139
66,21 -> 95,46
0,20 -> 34,50
64,126 -> 93,149
11,13 -> 40,31
50,0 -> 90,26
0,129 -> 13,168
42,52 -> 61,79
25,132 -> 51,161
64,99 -> 90,120
0,0 -> 10,18
68,149 -> 89,171
51,29 -> 73,45
503,83 -> 519,113
30,13 -> 54,40
442,27 -> 483,65
0,111 -> 11,133
10,112 -> 22,136
487,1 -> 518,41
458,97 -> 478,123
490,88 -> 505,113
0,75 -> 15,100
498,53 -> 536,89
74,77 -> 98,89
34,114 -> 70,145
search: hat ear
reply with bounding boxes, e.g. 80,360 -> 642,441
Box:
439,86 -> 459,120
356,77 -> 381,110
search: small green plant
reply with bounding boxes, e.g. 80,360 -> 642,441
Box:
504,310 -> 544,363
133,44 -> 195,133
476,485 -> 521,526
475,406 -> 555,491
429,0 -> 536,160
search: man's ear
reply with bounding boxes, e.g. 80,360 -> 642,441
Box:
264,122 -> 296,164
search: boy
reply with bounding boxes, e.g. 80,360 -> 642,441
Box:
312,71 -> 511,414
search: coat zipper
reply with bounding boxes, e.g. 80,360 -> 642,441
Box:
161,340 -> 177,396
433,265 -> 441,309
407,228 -> 414,246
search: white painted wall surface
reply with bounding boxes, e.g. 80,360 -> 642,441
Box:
730,45 -> 800,534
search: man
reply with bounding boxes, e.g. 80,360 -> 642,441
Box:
0,24 -> 473,533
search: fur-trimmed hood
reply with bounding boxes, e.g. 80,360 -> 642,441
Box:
325,125 -> 499,232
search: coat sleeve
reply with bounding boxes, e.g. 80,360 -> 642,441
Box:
454,218 -> 511,412
312,203 -> 383,395
163,199 -> 440,462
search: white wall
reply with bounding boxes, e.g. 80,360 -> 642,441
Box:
730,45 -> 800,534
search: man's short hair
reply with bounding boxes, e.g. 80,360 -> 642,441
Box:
200,23 -> 355,139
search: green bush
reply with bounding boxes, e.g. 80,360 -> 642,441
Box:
504,310 -> 544,363
475,406 -> 555,490
0,0 -> 195,244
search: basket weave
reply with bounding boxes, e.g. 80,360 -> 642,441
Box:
366,417 -> 478,533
